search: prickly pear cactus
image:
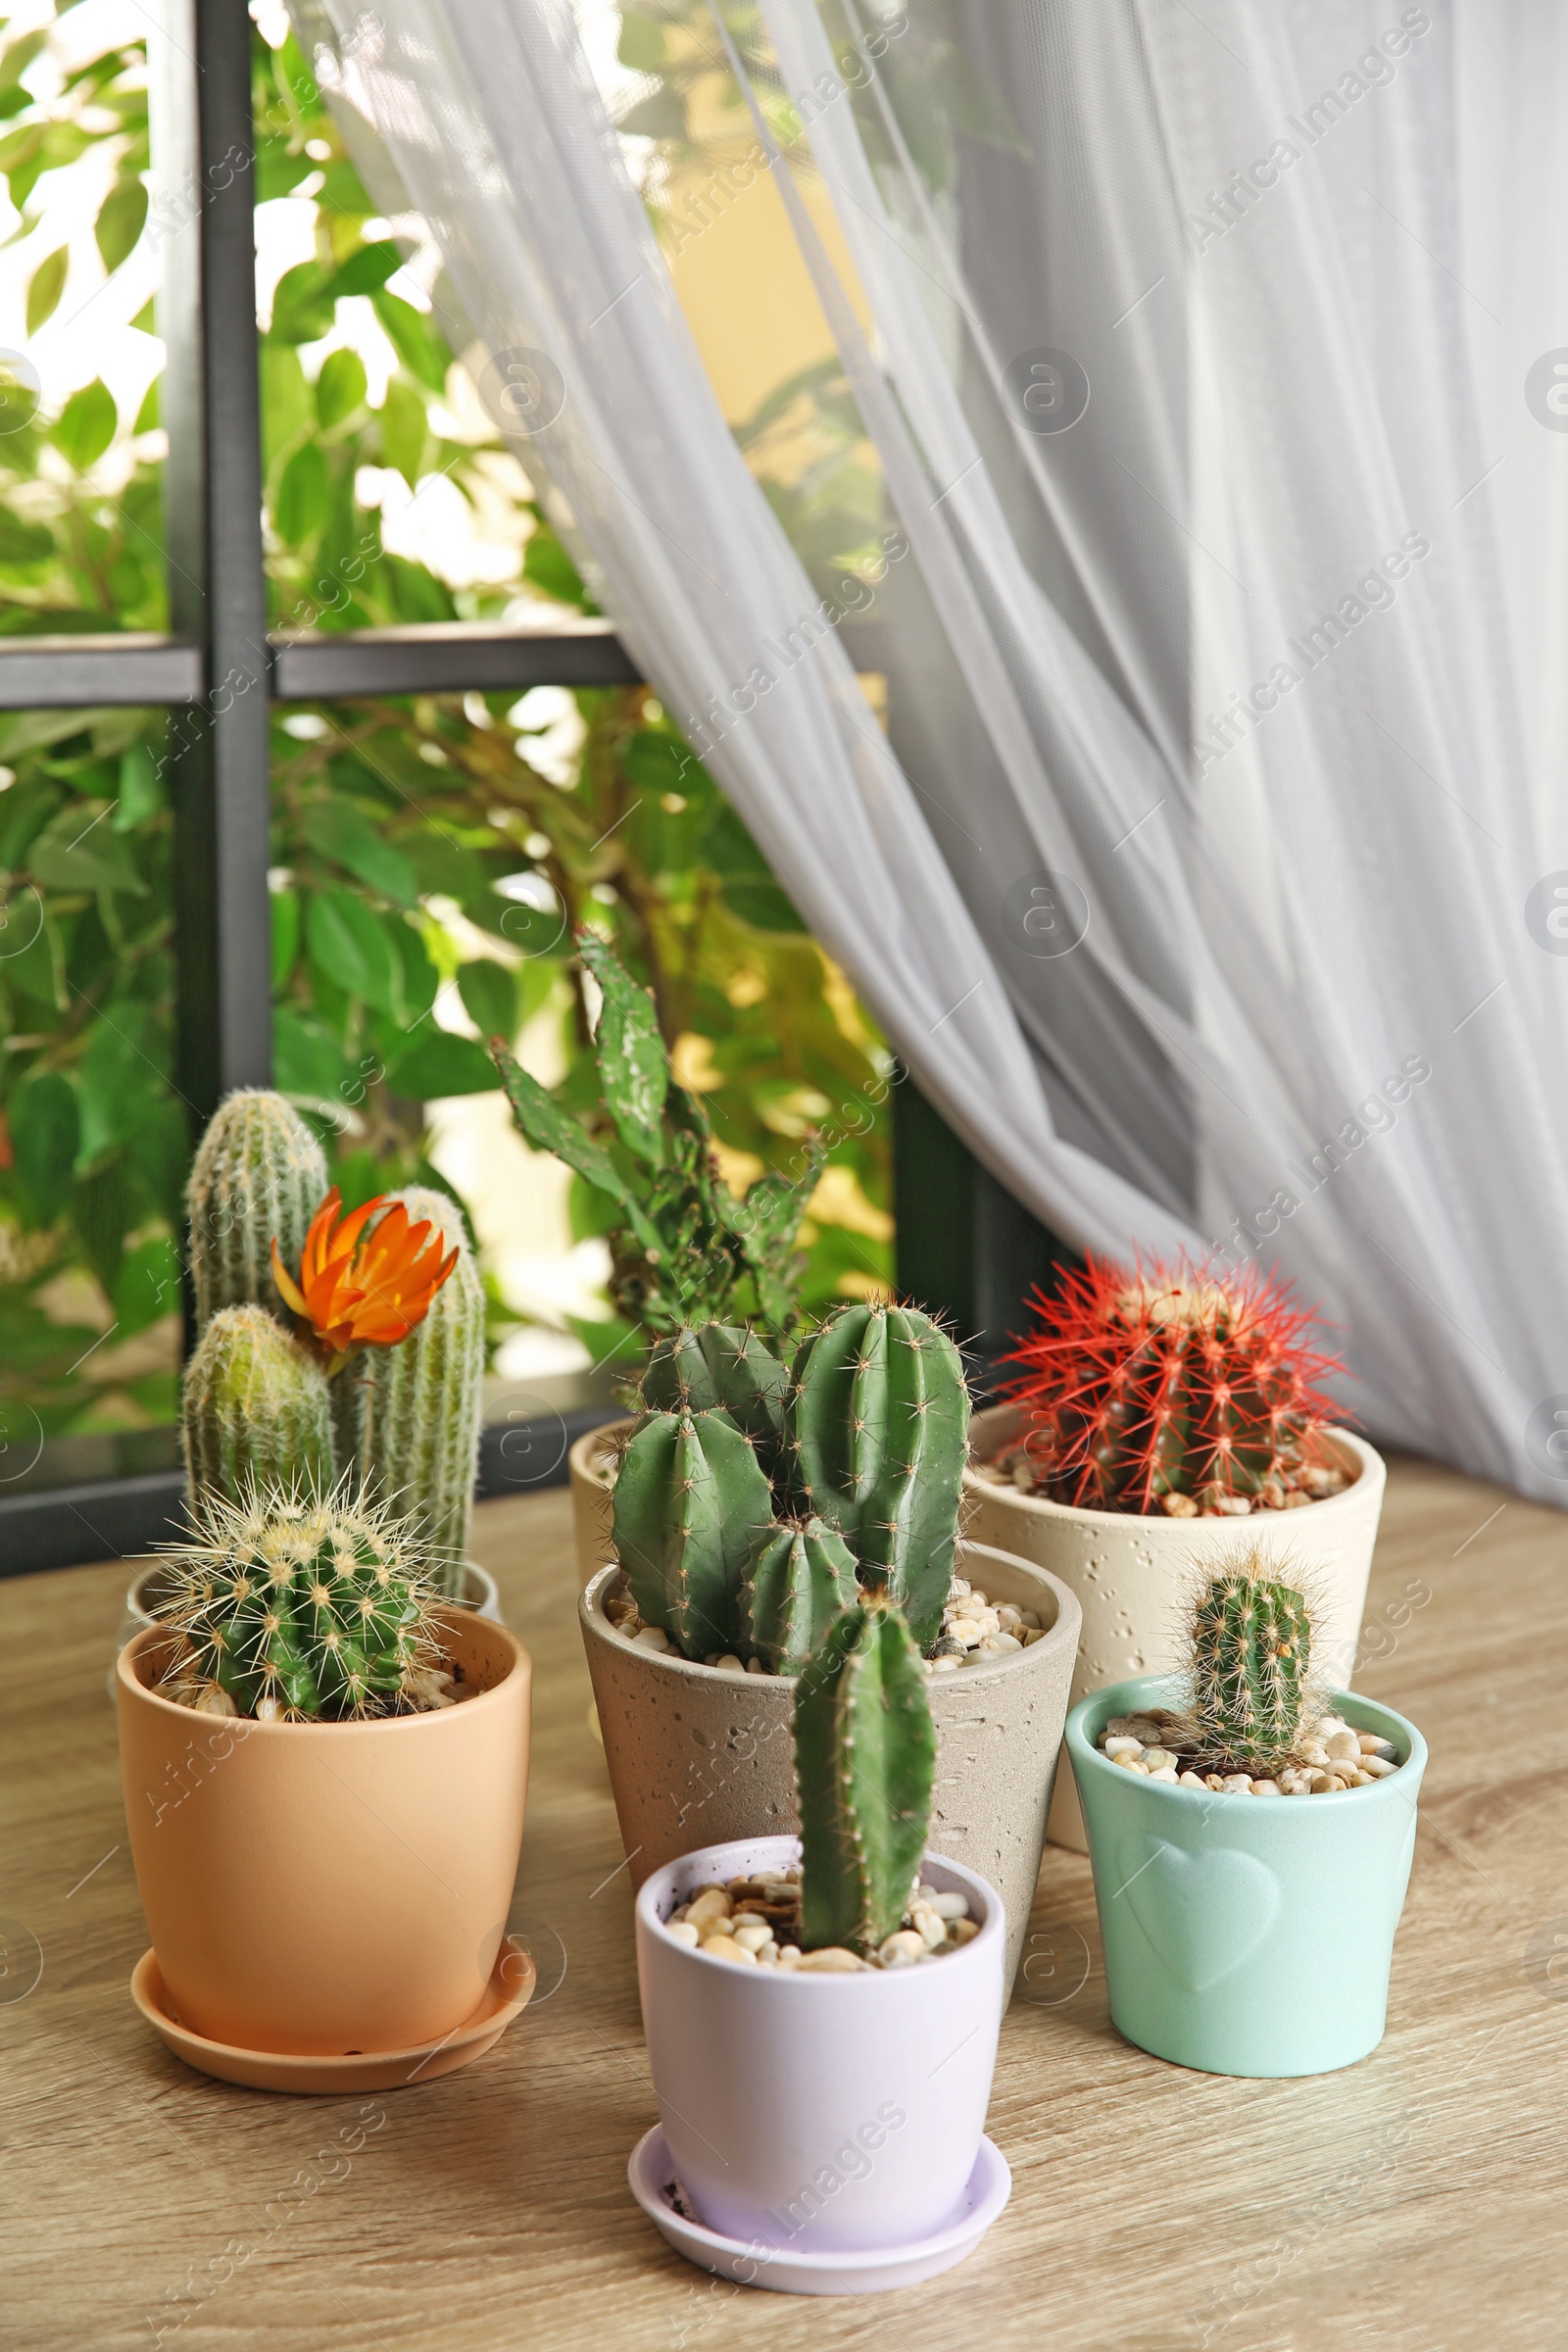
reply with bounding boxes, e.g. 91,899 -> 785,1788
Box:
785,1303 -> 968,1649
1188,1561 -> 1312,1771
156,1483 -> 441,1719
182,1303 -> 335,1511
333,1189 -> 485,1591
640,1323 -> 788,1462
186,1090 -> 328,1331
611,1407 -> 773,1660
741,1516 -> 859,1674
794,1599 -> 936,1955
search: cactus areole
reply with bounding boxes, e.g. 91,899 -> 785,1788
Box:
1000,1254 -> 1344,1515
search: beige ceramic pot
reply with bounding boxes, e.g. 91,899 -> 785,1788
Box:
579,1542 -> 1081,1994
117,1605 -> 530,2057
569,1417 -> 633,1587
961,1407 -> 1387,1851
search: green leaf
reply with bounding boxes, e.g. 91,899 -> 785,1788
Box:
403,829 -> 488,903
0,348 -> 39,434
493,1041 -> 662,1259
269,260 -> 335,345
114,742 -> 161,830
273,1004 -> 353,1106
270,887 -> 300,988
386,1030 -> 500,1099
377,377 -> 426,487
323,239 -> 403,299
50,378 -> 117,472
522,524 -> 594,610
457,959 -> 517,1044
5,904 -> 66,1009
577,930 -> 668,1165
0,512 -> 53,564
73,1156 -> 132,1295
261,340 -> 309,468
113,1232 -> 180,1339
94,176 -> 147,272
129,296 -> 157,334
273,439 -> 329,545
302,796 -> 416,906
127,1095 -> 190,1234
371,288 -> 448,392
387,919 -> 437,1021
722,877 -> 807,933
305,887 -> 403,1015
0,29 -> 51,92
24,245 -> 67,333
27,802 -> 147,895
132,374 -> 159,432
75,1004 -> 169,1169
315,346 -> 367,429
0,778 -> 61,867
10,1071 -> 78,1215
617,11 -> 669,71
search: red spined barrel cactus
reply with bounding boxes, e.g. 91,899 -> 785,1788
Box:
998,1256 -> 1345,1517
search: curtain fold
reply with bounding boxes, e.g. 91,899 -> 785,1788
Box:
294,0 -> 1568,1504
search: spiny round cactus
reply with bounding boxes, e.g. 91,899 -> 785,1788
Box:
640,1323 -> 789,1465
794,1598 -> 936,1956
333,1188 -> 485,1591
1186,1559 -> 1313,1771
1001,1254 -> 1342,1515
186,1090 -> 328,1331
182,1303 -> 335,1511
741,1516 -> 859,1674
154,1481 -> 443,1721
785,1302 -> 968,1650
612,1406 -> 773,1660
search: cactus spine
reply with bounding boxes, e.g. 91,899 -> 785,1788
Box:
157,1482 -> 441,1719
186,1090 -> 328,1330
640,1323 -> 789,1465
182,1304 -> 335,1510
612,1407 -> 773,1659
785,1303 -> 968,1650
332,1188 -> 485,1591
1188,1560 -> 1312,1771
742,1517 -> 858,1674
794,1599 -> 936,1954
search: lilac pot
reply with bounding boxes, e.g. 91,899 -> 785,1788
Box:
635,1834 -> 1005,2255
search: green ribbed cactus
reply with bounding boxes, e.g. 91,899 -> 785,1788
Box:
182,1304 -> 335,1510
186,1090 -> 327,1330
155,1482 -> 441,1720
333,1188 -> 485,1592
785,1303 -> 969,1650
794,1599 -> 936,1955
612,1407 -> 773,1659
1188,1561 -> 1312,1771
742,1516 -> 858,1674
640,1323 -> 788,1463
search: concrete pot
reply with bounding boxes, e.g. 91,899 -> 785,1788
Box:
568,1416 -> 632,1587
117,1605 -> 530,2056
580,1543 -> 1080,1993
961,1409 -> 1387,1851
636,1834 -> 1005,2252
1067,1673 -> 1426,2077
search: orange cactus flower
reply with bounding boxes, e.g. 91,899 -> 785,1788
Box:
271,1188 -> 458,1369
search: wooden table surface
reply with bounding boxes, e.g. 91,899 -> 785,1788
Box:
3,1454 -> 1561,2351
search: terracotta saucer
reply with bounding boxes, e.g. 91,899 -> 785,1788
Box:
131,1940 -> 536,2093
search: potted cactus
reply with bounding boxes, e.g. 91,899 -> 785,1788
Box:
631,1597 -> 1011,2289
116,1480 -> 531,2081
1065,1553 -> 1426,2078
580,1299 -> 1081,1991
963,1255 -> 1386,1848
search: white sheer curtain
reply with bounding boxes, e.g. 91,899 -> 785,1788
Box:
294,0 -> 1568,1502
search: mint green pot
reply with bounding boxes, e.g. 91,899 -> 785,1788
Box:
1067,1675 -> 1426,2079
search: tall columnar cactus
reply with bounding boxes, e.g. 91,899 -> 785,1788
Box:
185,1090 -> 328,1330
794,1599 -> 936,1955
741,1516 -> 858,1674
182,1304 -> 335,1511
1001,1255 -> 1342,1514
1187,1561 -> 1313,1771
612,1407 -> 773,1659
785,1303 -> 968,1650
332,1189 -> 485,1589
640,1323 -> 789,1465
156,1482 -> 442,1720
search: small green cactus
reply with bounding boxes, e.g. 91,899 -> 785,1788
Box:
612,1407 -> 773,1660
155,1481 -> 442,1720
741,1516 -> 858,1674
1187,1559 -> 1312,1772
186,1090 -> 327,1331
182,1303 -> 335,1511
794,1599 -> 936,1955
640,1323 -> 788,1464
333,1188 -> 485,1591
785,1303 -> 968,1649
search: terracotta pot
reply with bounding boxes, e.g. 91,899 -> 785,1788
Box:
961,1409 -> 1387,1852
569,1416 -> 633,1587
579,1542 -> 1080,1994
117,1606 -> 530,2057
637,1834 -> 1006,2254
